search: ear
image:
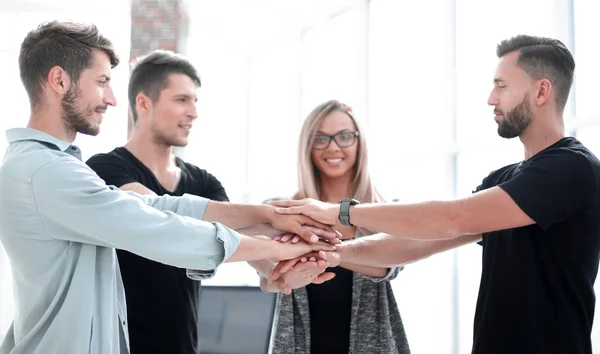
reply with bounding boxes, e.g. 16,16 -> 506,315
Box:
46,66 -> 73,95
534,78 -> 552,106
135,93 -> 152,117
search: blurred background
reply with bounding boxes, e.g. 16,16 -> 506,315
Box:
1,0 -> 599,353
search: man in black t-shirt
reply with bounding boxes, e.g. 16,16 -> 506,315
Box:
87,51 -> 286,354
270,35 -> 600,354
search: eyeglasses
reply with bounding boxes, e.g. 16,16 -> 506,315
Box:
312,131 -> 359,150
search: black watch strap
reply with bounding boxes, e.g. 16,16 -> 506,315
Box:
339,198 -> 360,226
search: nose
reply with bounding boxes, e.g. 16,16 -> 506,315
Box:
105,84 -> 117,107
325,138 -> 341,151
487,88 -> 498,107
188,103 -> 198,120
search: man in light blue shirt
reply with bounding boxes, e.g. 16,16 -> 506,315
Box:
0,21 -> 338,354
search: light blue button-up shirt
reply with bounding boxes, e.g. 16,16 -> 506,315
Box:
0,128 -> 241,354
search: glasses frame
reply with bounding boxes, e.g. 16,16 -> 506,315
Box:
312,131 -> 360,150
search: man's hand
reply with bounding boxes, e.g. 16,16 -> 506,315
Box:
267,206 -> 341,244
268,198 -> 339,226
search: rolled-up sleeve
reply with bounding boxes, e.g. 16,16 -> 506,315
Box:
31,158 -> 240,271
186,223 -> 240,280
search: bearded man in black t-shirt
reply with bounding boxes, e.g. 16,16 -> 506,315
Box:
269,35 -> 600,354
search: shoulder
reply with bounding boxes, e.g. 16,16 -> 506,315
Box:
527,138 -> 598,180
32,155 -> 98,187
86,147 -> 129,166
537,138 -> 598,166
1,142 -> 77,182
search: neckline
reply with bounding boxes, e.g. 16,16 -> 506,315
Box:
118,147 -> 184,193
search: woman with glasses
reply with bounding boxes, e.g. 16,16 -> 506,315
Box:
263,100 -> 411,354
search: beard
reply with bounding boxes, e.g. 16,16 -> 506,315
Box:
496,95 -> 533,139
62,84 -> 106,136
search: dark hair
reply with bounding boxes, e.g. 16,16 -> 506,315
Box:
128,50 -> 201,123
496,35 -> 575,111
19,21 -> 119,108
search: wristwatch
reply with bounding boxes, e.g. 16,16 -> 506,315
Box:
339,198 -> 360,226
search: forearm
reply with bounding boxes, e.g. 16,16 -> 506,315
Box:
226,235 -> 280,263
339,262 -> 388,277
236,223 -> 281,238
203,201 -> 273,229
350,201 -> 462,240
338,233 -> 481,268
248,259 -> 275,277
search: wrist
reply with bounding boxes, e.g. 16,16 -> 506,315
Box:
270,241 -> 292,262
257,204 -> 275,224
338,199 -> 360,226
249,259 -> 274,277
334,242 -> 348,265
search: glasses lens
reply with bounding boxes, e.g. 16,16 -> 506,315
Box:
313,135 -> 330,149
334,132 -> 356,147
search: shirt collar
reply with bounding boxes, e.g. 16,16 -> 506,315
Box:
6,128 -> 82,160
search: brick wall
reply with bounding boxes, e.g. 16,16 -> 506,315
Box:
128,0 -> 189,134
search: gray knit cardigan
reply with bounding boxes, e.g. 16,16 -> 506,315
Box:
268,230 -> 411,354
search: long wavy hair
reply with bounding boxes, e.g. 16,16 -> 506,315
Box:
294,100 -> 384,203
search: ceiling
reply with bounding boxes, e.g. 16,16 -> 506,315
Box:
0,0 -> 363,56
186,0 -> 362,55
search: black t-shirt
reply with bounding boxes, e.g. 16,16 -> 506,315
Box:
86,147 -> 228,354
472,137 -> 600,354
306,265 -> 353,354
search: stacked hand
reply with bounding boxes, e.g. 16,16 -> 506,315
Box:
260,251 -> 336,295
261,250 -> 340,295
259,199 -> 344,294
269,198 -> 340,226
266,204 -> 341,244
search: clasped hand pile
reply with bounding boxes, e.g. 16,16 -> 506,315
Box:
263,198 -> 343,295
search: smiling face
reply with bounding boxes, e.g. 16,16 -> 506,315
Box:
147,73 -> 198,147
310,110 -> 359,180
62,49 -> 116,136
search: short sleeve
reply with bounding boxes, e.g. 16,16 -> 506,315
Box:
473,175 -> 492,246
202,171 -> 229,202
500,150 -> 595,231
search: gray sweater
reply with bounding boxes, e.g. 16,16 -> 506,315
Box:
268,230 -> 411,354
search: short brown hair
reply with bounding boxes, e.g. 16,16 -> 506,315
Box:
19,21 -> 119,108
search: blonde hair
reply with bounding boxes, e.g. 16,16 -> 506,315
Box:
294,100 -> 384,203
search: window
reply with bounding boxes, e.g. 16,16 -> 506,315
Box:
301,9 -> 364,118
246,40 -> 302,204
